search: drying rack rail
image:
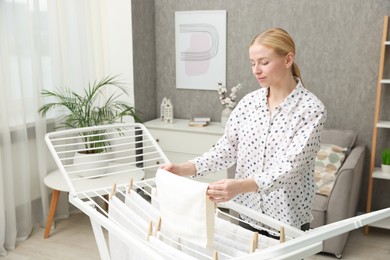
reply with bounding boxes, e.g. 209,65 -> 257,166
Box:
44,123 -> 390,260
69,178 -> 313,260
69,178 -> 390,260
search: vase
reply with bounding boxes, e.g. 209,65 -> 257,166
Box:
221,106 -> 233,128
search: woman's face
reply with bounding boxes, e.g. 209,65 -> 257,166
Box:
249,43 -> 292,88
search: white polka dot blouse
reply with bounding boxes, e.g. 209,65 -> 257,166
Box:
192,79 -> 327,229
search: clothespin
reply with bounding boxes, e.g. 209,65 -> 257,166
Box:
147,221 -> 153,241
213,251 -> 218,260
280,226 -> 285,243
154,217 -> 161,236
109,183 -> 117,200
250,232 -> 258,253
127,178 -> 133,193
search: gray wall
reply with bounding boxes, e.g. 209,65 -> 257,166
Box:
132,0 -> 156,121
133,0 -> 390,212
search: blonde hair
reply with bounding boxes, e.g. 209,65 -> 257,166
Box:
250,28 -> 302,81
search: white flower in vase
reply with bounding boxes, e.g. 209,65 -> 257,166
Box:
217,82 -> 242,127
217,82 -> 242,109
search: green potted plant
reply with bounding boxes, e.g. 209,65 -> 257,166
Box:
382,148 -> 390,174
39,75 -> 142,177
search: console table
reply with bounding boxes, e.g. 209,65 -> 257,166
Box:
144,118 -> 228,182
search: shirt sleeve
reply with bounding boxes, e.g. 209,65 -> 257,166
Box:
190,109 -> 240,176
252,106 -> 327,195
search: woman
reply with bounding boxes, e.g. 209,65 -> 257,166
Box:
161,28 -> 326,234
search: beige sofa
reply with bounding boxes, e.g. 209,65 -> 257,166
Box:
310,129 -> 366,258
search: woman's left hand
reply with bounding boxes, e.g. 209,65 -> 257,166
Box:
207,179 -> 242,203
207,178 -> 259,203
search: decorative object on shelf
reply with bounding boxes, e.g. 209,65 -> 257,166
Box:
38,75 -> 142,177
220,106 -> 233,128
189,114 -> 211,127
160,97 -> 174,123
188,121 -> 208,127
217,82 -> 242,127
192,115 -> 211,122
381,148 -> 390,174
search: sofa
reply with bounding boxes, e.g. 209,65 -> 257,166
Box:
310,129 -> 366,258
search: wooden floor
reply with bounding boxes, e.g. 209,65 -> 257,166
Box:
2,213 -> 390,259
3,213 -> 100,260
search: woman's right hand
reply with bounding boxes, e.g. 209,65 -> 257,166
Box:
159,161 -> 197,177
159,162 -> 175,172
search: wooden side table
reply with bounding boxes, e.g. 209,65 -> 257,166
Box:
43,170 -> 69,239
42,166 -> 145,238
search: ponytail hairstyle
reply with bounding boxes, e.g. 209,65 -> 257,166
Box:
250,28 -> 303,84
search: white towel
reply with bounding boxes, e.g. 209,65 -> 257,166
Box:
151,187 -> 160,210
108,196 -> 149,260
125,189 -> 160,222
149,236 -> 199,260
215,217 -> 279,250
155,169 -> 215,249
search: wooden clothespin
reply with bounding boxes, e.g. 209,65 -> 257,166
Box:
109,183 -> 117,200
213,250 -> 218,260
154,217 -> 161,236
127,177 -> 133,193
250,232 -> 258,253
279,226 -> 285,243
146,221 -> 153,241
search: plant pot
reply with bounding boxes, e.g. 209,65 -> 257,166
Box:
382,164 -> 390,174
71,152 -> 109,178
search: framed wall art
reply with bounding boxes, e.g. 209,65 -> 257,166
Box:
175,10 -> 226,90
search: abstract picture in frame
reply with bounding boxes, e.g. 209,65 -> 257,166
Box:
175,10 -> 226,90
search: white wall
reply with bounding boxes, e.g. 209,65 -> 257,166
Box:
106,0 -> 134,105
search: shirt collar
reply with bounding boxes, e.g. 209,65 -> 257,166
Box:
279,78 -> 304,113
260,77 -> 305,112
259,78 -> 304,112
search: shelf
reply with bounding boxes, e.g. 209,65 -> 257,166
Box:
381,79 -> 390,84
372,167 -> 390,180
366,16 -> 390,235
144,118 -> 225,135
368,216 -> 390,229
376,121 -> 390,128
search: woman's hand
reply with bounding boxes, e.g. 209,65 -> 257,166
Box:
207,179 -> 241,203
159,161 -> 197,177
207,178 -> 258,203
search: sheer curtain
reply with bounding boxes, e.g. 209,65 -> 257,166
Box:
0,0 -> 110,256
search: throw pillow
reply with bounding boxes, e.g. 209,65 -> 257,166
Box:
315,144 -> 348,197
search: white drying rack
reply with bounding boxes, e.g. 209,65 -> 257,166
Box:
44,123 -> 390,260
